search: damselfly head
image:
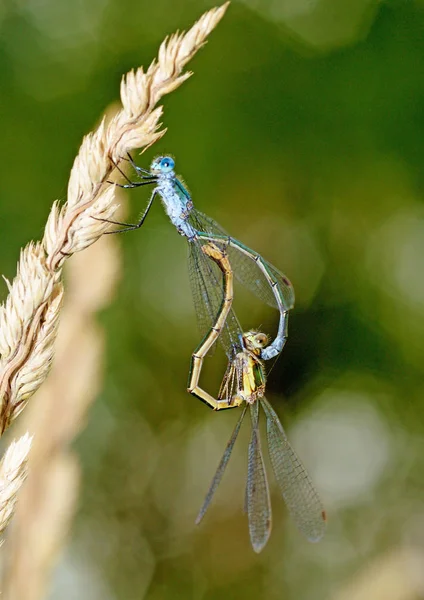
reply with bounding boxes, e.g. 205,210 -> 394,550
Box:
150,156 -> 175,174
243,330 -> 269,354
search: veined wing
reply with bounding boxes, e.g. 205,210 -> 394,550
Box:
246,401 -> 272,553
192,210 -> 295,312
196,405 -> 247,524
218,358 -> 237,401
187,239 -> 242,358
218,351 -> 245,401
261,397 -> 326,542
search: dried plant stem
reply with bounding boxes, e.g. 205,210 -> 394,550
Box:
0,2 -> 229,436
0,434 -> 32,538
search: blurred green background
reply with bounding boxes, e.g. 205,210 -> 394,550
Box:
2,0 -> 424,598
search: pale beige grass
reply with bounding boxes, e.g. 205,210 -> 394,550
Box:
0,0 -> 229,543
0,433 -> 32,539
0,1 -> 229,434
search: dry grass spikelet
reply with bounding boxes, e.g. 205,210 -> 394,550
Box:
0,433 -> 32,537
8,285 -> 63,424
0,2 -> 229,438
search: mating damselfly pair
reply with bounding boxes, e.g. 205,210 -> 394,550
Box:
192,243 -> 326,551
100,155 -> 326,550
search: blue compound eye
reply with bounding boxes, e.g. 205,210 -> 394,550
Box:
160,157 -> 175,171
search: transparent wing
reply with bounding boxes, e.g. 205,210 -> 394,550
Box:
261,397 -> 326,542
187,241 -> 221,342
192,210 -> 295,311
218,359 -> 237,401
226,245 -> 295,311
246,401 -> 272,553
187,239 -> 242,358
196,406 -> 247,524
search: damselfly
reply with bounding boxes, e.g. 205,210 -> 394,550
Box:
104,155 -> 294,366
196,328 -> 326,552
188,243 -> 326,551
